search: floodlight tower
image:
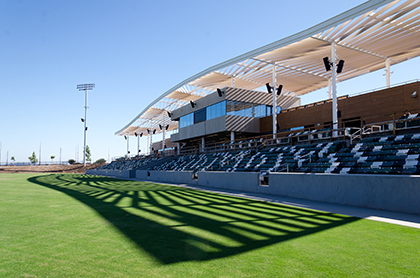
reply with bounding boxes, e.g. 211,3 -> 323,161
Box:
77,83 -> 95,166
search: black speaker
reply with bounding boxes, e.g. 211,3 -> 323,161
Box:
265,83 -> 272,94
336,60 -> 345,73
276,85 -> 283,96
217,88 -> 223,97
323,57 -> 331,71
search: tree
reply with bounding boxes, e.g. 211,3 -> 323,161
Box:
51,155 -> 55,163
68,159 -> 76,165
85,145 -> 91,162
28,152 -> 38,165
94,158 -> 106,164
11,156 -> 15,165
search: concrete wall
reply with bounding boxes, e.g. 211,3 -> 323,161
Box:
136,170 -> 199,185
86,169 -> 133,179
206,116 -> 227,134
225,115 -> 260,133
268,172 -> 420,215
135,170 -> 259,192
86,169 -> 420,215
197,171 -> 260,192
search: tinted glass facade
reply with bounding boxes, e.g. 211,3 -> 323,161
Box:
179,113 -> 194,128
179,100 -> 280,129
207,101 -> 226,120
194,108 -> 206,123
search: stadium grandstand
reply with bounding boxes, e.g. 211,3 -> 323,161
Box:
88,0 -> 420,215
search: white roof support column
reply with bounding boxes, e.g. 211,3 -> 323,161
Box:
162,115 -> 165,152
231,76 -> 235,88
147,134 -> 150,155
385,58 -> 391,88
272,64 -> 277,139
149,131 -> 153,155
331,42 -> 338,137
201,137 -> 205,153
328,78 -> 332,99
126,136 -> 130,156
137,127 -> 141,156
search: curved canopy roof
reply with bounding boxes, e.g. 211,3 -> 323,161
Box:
116,0 -> 420,136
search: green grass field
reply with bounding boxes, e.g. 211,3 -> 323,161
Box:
1,173 -> 419,277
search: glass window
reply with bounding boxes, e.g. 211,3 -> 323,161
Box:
226,101 -> 276,118
254,104 -> 266,118
291,126 -> 304,131
180,113 -> 194,128
226,100 -> 236,116
194,108 -> 206,124
226,100 -> 254,117
207,101 -> 226,120
266,105 -> 273,116
242,103 -> 253,117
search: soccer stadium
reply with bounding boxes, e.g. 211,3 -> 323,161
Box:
3,0 -> 420,277
88,0 -> 420,215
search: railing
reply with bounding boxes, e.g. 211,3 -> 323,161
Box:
178,124 -> 347,156
297,152 -> 312,168
349,79 -> 420,98
275,162 -> 290,173
361,113 -> 420,138
177,114 -> 420,156
111,110 -> 420,162
348,128 -> 362,145
114,113 -> 420,160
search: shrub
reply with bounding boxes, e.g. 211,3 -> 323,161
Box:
94,158 -> 106,164
68,159 -> 76,165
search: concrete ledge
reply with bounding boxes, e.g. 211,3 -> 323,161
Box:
136,170 -> 199,185
197,171 -> 260,192
85,169 -> 96,175
268,172 -> 420,215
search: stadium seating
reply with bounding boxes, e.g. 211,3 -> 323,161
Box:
99,133 -> 420,176
98,156 -> 162,171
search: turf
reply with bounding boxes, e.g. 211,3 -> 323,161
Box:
0,173 -> 419,277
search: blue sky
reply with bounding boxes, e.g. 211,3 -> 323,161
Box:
1,0 -> 419,164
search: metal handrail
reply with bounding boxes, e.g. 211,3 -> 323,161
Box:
349,127 -> 362,145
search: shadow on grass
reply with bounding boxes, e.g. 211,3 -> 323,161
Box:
28,174 -> 359,264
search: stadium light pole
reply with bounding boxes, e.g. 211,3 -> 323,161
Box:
77,83 -> 95,166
